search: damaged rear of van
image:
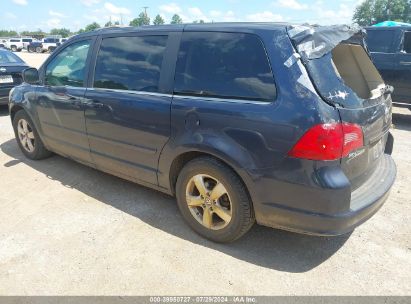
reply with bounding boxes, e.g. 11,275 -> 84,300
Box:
258,24 -> 397,235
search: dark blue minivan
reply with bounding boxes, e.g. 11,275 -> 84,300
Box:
9,23 -> 396,242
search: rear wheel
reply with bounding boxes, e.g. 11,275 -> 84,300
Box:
12,110 -> 52,160
176,157 -> 255,242
10,45 -> 17,52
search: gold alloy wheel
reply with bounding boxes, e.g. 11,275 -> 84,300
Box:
17,118 -> 35,153
185,174 -> 233,230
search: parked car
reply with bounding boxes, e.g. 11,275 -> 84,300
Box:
5,37 -> 33,52
9,24 -> 396,242
366,26 -> 411,108
0,48 -> 28,105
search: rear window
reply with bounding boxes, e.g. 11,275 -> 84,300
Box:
366,30 -> 395,53
174,32 -> 276,102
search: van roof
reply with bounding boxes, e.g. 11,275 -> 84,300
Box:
75,22 -> 291,38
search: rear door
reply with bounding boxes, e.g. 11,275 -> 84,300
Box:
84,32 -> 179,185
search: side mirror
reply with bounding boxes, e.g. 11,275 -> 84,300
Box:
22,68 -> 40,84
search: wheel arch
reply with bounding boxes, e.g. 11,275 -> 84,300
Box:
164,148 -> 255,205
9,104 -> 25,122
9,103 -> 47,146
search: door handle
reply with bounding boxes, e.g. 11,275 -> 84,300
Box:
90,102 -> 105,109
87,101 -> 112,112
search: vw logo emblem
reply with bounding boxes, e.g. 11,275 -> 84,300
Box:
0,67 -> 6,72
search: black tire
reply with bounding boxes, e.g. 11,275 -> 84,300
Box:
28,46 -> 33,53
11,45 -> 17,52
176,157 -> 255,243
36,47 -> 42,53
12,110 -> 52,160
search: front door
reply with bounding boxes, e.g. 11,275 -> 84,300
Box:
84,34 -> 174,185
35,39 -> 93,164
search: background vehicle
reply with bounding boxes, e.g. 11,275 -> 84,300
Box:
5,37 -> 33,52
9,24 -> 396,242
0,39 -> 7,48
41,37 -> 61,53
366,26 -> 411,108
27,41 -> 44,53
0,48 -> 28,105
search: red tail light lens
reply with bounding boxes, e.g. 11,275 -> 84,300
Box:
341,123 -> 364,157
288,123 -> 363,161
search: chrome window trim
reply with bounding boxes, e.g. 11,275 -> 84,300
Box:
173,93 -> 273,105
86,87 -> 172,98
87,87 -> 273,104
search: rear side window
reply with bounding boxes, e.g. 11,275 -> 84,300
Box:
93,35 -> 168,92
366,30 -> 395,53
174,32 -> 276,102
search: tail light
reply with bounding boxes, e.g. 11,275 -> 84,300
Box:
288,123 -> 363,161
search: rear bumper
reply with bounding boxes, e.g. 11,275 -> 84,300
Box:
256,154 -> 396,236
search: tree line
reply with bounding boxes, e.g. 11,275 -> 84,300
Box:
5,1 -> 409,38
353,0 -> 411,26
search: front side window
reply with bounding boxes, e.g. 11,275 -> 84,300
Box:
174,32 -> 276,102
366,30 -> 395,53
93,35 -> 168,92
45,40 -> 90,87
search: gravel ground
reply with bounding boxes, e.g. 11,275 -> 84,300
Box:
0,52 -> 409,295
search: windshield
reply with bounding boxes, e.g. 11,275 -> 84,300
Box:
0,51 -> 24,64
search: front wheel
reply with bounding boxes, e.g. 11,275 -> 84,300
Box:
10,46 -> 17,52
176,157 -> 255,243
12,110 -> 52,160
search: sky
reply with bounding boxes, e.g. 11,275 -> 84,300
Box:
0,0 -> 364,32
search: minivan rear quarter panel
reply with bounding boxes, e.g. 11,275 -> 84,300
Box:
158,26 -> 344,224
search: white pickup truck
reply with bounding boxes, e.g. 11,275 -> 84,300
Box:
5,37 -> 33,52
